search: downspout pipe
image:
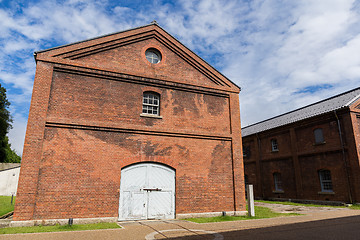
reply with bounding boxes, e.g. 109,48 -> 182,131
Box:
334,110 -> 353,203
256,133 -> 264,199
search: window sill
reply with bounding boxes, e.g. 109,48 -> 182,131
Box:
314,141 -> 326,146
140,113 -> 163,119
271,150 -> 279,153
273,190 -> 284,194
318,191 -> 335,195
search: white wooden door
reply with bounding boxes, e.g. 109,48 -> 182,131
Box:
118,163 -> 175,220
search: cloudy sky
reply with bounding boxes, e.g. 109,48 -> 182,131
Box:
1,0 -> 360,155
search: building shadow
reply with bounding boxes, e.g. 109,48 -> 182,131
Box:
165,215 -> 360,240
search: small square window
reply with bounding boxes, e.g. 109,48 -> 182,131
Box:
271,139 -> 278,152
314,128 -> 324,144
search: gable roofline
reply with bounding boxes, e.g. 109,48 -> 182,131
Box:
34,21 -> 240,91
242,86 -> 360,137
34,22 -> 156,55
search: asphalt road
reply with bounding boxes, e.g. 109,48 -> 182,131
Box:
1,209 -> 360,239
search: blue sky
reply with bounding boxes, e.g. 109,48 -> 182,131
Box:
1,0 -> 360,155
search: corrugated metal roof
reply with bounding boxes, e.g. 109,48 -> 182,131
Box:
242,87 -> 360,137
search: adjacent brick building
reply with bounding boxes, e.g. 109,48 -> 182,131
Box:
13,22 -> 245,222
242,87 -> 360,204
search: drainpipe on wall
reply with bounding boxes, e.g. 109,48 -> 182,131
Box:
334,110 -> 353,203
256,133 -> 264,199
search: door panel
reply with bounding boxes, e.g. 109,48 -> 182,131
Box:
119,163 -> 175,220
130,192 -> 147,219
122,165 -> 147,190
148,191 -> 173,219
148,165 -> 175,190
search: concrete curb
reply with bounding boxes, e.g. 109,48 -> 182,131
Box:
0,219 -> 11,228
176,210 -> 247,219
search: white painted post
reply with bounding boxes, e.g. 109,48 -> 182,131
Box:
247,184 -> 255,217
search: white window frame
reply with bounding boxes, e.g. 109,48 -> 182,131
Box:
271,139 -> 278,152
273,172 -> 283,191
142,92 -> 160,116
319,170 -> 333,192
145,49 -> 161,64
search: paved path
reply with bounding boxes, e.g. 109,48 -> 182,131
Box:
1,209 -> 360,239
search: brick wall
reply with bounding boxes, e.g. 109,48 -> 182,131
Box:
14,24 -> 245,220
243,110 -> 360,203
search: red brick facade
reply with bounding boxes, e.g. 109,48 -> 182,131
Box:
243,92 -> 360,204
13,23 -> 245,221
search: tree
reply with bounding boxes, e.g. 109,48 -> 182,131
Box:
4,137 -> 21,163
0,83 -> 20,163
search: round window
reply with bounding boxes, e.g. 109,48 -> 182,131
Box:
145,48 -> 162,64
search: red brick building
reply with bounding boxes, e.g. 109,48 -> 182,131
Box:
13,22 -> 245,223
242,87 -> 360,204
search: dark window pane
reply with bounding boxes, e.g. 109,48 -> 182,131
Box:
314,128 -> 324,143
319,170 -> 333,192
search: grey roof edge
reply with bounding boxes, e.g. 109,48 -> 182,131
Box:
242,86 -> 360,135
345,93 -> 360,106
33,22 -> 241,91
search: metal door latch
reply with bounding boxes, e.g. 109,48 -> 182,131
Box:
143,188 -> 162,192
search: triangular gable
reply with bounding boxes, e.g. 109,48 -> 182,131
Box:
35,23 -> 240,93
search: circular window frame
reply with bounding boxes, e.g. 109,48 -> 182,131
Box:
145,48 -> 162,64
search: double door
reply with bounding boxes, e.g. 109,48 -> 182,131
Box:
118,163 -> 175,220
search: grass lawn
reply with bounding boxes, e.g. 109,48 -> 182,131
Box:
256,200 -> 360,210
0,196 -> 15,217
185,205 -> 301,223
349,204 -> 360,210
0,222 -> 121,234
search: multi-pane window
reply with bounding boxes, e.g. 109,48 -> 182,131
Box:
273,172 -> 283,191
142,92 -> 160,115
271,139 -> 278,151
314,128 -> 324,144
319,170 -> 333,192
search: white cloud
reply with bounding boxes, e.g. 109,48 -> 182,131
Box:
1,0 -> 360,152
0,59 -> 35,96
218,0 -> 360,126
